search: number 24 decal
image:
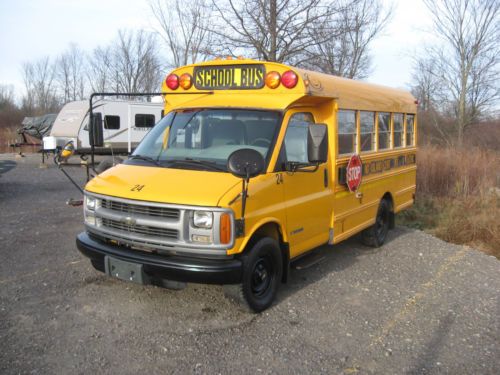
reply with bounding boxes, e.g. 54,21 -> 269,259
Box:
131,184 -> 145,192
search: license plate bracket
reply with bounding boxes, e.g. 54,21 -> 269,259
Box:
104,256 -> 149,285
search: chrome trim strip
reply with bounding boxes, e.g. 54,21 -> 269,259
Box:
87,227 -> 228,256
86,191 -> 234,212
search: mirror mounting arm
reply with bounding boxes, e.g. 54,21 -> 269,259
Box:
236,174 -> 251,237
286,161 -> 320,173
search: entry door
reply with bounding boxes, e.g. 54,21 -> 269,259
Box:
279,110 -> 332,258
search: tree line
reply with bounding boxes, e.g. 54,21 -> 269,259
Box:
1,0 -> 391,117
1,0 -> 498,147
411,0 -> 499,146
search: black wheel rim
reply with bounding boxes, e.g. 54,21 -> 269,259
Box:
251,256 -> 274,297
375,207 -> 389,240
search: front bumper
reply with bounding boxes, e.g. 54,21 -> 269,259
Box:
76,232 -> 242,285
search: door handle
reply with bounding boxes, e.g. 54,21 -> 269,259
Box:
276,173 -> 284,185
324,169 -> 328,188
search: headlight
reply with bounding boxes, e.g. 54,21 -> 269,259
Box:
192,211 -> 213,229
85,196 -> 97,211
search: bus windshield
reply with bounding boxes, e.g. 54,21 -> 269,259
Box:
131,109 -> 281,171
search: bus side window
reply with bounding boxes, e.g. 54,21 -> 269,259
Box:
283,112 -> 315,163
360,111 -> 375,152
406,114 -> 415,146
393,113 -> 403,147
378,112 -> 391,150
338,110 -> 356,155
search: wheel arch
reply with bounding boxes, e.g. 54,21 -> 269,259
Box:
240,219 -> 290,283
381,192 -> 395,229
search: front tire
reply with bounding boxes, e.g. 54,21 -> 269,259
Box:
361,199 -> 391,247
224,238 -> 282,312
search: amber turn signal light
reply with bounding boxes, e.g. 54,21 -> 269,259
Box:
179,73 -> 193,90
265,71 -> 281,89
219,213 -> 231,244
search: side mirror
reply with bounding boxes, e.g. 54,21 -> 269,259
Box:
227,148 -> 265,179
89,112 -> 104,147
308,123 -> 328,163
227,148 -> 265,234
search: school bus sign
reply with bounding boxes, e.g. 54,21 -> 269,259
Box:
346,154 -> 362,192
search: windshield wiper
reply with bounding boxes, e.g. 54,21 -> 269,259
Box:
129,154 -> 160,166
165,158 -> 226,172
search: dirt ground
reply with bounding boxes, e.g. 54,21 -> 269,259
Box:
1,154 -> 499,374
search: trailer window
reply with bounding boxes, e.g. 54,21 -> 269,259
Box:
104,115 -> 120,130
378,112 -> 391,150
338,110 -> 356,155
135,114 -> 156,128
360,111 -> 375,152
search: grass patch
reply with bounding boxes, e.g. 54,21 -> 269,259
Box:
399,194 -> 500,258
0,126 -> 20,153
399,145 -> 500,259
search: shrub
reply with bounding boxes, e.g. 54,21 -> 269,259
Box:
400,145 -> 500,258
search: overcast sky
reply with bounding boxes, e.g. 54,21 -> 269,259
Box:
0,0 -> 432,97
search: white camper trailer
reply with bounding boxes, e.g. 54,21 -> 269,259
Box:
43,99 -> 164,154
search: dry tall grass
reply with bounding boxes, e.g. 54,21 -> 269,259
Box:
416,145 -> 499,197
0,127 -> 19,153
400,145 -> 500,258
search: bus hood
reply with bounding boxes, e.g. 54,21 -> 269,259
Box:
84,163 -> 241,207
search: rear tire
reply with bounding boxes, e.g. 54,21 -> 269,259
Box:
361,199 -> 391,247
224,237 -> 282,312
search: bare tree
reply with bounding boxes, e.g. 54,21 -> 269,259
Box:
414,0 -> 500,145
86,30 -> 163,95
21,57 -> 59,115
299,0 -> 392,79
411,57 -> 441,112
0,85 -> 16,110
149,0 -> 213,68
0,85 -> 23,135
87,46 -> 113,93
109,29 -> 163,93
56,44 -> 87,103
209,0 -> 340,63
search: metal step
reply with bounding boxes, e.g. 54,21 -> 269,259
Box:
292,249 -> 325,270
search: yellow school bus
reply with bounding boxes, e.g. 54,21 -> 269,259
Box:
76,58 -> 417,312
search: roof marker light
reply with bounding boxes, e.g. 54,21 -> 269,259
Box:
281,70 -> 298,89
179,73 -> 193,90
166,74 -> 179,90
265,71 -> 281,89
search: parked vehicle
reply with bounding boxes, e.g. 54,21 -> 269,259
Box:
76,59 -> 417,312
43,99 -> 164,154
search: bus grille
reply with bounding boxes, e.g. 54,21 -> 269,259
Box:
101,218 -> 179,239
101,198 -> 180,219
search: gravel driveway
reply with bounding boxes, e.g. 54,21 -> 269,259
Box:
1,154 -> 499,374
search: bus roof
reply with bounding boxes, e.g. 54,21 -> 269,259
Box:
164,59 -> 416,113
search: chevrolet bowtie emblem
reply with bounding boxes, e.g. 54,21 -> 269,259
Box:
121,216 -> 136,226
